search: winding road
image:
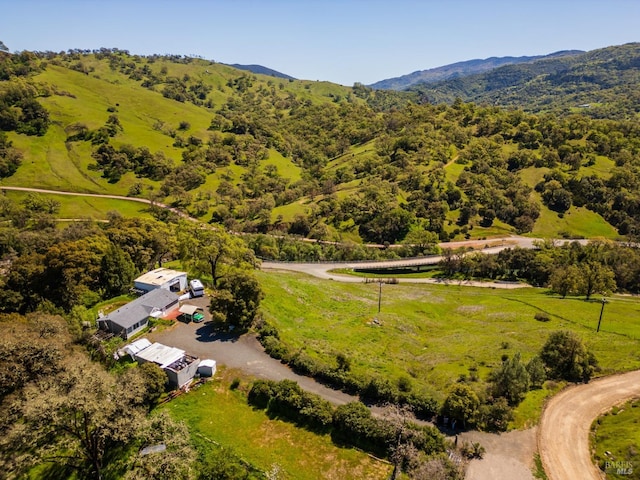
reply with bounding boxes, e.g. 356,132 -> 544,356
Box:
538,369 -> 640,480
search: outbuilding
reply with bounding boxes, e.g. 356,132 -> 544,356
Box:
197,359 -> 217,377
97,289 -> 180,339
134,342 -> 200,388
134,268 -> 188,294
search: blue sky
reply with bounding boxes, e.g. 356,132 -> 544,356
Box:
0,0 -> 638,85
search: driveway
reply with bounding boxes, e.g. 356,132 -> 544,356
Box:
147,305 -> 358,406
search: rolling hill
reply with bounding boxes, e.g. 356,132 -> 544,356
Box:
408,43 -> 640,118
1,46 -> 639,246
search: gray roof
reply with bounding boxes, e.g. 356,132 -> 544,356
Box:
103,289 -> 179,330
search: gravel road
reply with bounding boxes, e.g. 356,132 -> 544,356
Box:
538,369 -> 640,480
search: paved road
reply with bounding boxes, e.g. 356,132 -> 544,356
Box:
261,236 -> 589,283
538,369 -> 640,480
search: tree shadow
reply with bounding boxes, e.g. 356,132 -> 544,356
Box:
194,324 -> 240,343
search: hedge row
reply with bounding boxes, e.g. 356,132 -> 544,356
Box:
248,379 -> 445,459
257,324 -> 439,418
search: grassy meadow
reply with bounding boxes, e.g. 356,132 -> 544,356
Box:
164,369 -> 392,480
1,190 -> 154,220
592,399 -> 640,479
258,271 -> 640,418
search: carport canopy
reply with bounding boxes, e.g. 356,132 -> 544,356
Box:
179,304 -> 200,316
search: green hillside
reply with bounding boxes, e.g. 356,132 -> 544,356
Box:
410,43 -> 640,119
2,47 -> 640,245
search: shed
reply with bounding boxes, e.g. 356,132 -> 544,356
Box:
135,342 -> 200,388
197,359 -> 217,377
134,268 -> 188,294
97,289 -> 179,339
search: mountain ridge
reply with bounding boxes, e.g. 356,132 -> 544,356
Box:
369,50 -> 584,90
228,63 -> 295,80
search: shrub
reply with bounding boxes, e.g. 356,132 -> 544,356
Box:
404,392 -> 440,419
247,380 -> 275,409
260,335 -> 289,360
535,312 -> 550,322
363,377 -> 397,404
478,397 -> 513,432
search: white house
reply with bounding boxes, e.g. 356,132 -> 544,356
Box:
134,268 -> 188,294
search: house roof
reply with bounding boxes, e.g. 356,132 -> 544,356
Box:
103,289 -> 179,330
134,268 -> 186,287
135,342 -> 185,368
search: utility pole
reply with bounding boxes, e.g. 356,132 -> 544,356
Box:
378,281 -> 382,314
596,297 -> 607,332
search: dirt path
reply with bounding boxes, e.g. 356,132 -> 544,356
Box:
538,369 -> 640,480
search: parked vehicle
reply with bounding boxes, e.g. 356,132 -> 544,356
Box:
189,279 -> 205,298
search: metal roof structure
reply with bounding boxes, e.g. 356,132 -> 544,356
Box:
134,268 -> 186,287
122,338 -> 152,357
135,342 -> 186,369
179,304 -> 200,316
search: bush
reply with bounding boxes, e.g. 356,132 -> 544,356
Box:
332,402 -> 390,457
261,335 -> 289,360
478,397 -> 513,432
247,380 -> 275,409
257,322 -> 279,340
363,377 -> 397,404
534,312 -> 550,322
289,351 -> 320,376
248,379 -> 334,431
404,392 -> 440,419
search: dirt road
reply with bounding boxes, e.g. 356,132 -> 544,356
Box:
538,369 -> 640,480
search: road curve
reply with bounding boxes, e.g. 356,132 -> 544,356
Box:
538,369 -> 640,480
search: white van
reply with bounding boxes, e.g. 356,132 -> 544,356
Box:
189,279 -> 205,298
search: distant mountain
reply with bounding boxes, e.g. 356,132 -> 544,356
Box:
228,64 -> 295,80
370,51 -> 584,90
409,43 -> 640,117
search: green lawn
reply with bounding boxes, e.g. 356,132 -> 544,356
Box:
258,271 -> 640,409
592,399 -> 640,479
165,369 -> 392,480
